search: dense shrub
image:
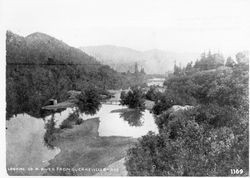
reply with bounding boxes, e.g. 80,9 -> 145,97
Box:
126,107 -> 249,176
120,86 -> 146,110
76,87 -> 102,115
125,58 -> 249,176
59,112 -> 83,129
75,118 -> 83,125
145,86 -> 161,101
60,119 -> 73,129
152,91 -> 186,115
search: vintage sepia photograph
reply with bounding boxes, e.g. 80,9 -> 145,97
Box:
2,0 -> 249,176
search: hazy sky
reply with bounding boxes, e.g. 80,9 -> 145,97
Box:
2,0 -> 250,55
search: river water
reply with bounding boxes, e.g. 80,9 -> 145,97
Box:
147,78 -> 165,87
6,78 -> 165,175
6,104 -> 158,175
6,114 -> 60,175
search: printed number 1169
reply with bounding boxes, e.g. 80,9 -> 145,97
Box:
231,169 -> 243,175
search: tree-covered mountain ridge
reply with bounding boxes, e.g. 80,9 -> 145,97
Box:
7,31 -> 99,65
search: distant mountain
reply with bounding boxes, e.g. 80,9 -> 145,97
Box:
80,45 -> 143,73
80,45 -> 200,74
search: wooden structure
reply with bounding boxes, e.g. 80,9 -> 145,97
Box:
42,101 -> 76,110
101,100 -> 120,105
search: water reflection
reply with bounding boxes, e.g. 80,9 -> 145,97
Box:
111,108 -> 144,127
79,105 -> 158,138
43,113 -> 57,149
6,114 -> 60,176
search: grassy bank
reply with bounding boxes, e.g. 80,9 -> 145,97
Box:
45,117 -> 137,176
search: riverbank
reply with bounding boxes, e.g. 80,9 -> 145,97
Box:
45,117 -> 137,176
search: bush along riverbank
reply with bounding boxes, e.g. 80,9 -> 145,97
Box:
125,52 -> 249,176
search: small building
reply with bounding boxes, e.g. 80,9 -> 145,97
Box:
48,99 -> 57,105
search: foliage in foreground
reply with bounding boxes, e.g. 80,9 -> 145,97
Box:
125,54 -> 249,176
60,112 -> 84,129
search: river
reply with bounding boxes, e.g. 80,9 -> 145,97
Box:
6,103 -> 158,175
147,78 -> 165,87
6,114 -> 60,176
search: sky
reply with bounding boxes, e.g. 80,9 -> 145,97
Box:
1,0 -> 250,55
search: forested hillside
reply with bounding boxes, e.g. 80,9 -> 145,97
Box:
6,31 -> 142,119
